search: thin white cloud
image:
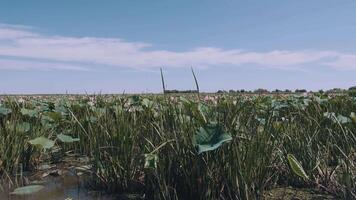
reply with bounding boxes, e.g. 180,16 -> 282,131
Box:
0,59 -> 88,71
322,54 -> 356,70
0,23 -> 38,39
0,23 -> 355,71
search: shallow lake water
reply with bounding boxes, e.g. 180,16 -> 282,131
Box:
0,172 -> 338,200
0,173 -> 117,200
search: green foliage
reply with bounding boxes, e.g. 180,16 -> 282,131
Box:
20,108 -> 38,118
287,154 -> 309,180
10,185 -> 44,195
144,154 -> 158,169
16,122 -> 31,133
57,133 -> 80,143
193,123 -> 232,154
28,137 -> 55,150
349,87 -> 356,97
0,106 -> 12,115
0,94 -> 355,199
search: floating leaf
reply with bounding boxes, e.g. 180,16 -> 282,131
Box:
323,112 -> 335,119
128,95 -> 141,105
193,123 -> 232,154
41,115 -> 54,122
21,108 -> 38,118
303,99 -> 311,106
144,153 -> 158,169
336,114 -> 351,124
272,100 -> 289,110
16,122 -> 31,133
0,107 -> 12,115
142,98 -> 154,108
89,116 -> 98,123
45,111 -> 62,122
256,117 -> 266,125
54,105 -> 68,115
324,112 -> 351,124
57,133 -> 79,143
10,185 -> 44,195
94,108 -> 107,118
314,97 -> 327,104
37,164 -> 53,170
96,108 -> 107,114
287,154 -> 309,180
29,137 -> 55,149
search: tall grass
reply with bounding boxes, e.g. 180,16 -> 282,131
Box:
0,94 -> 355,199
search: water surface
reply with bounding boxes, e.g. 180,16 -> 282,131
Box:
0,173 -> 116,200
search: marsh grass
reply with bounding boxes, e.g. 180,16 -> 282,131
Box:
0,94 -> 355,199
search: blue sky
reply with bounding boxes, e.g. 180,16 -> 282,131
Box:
0,0 -> 356,93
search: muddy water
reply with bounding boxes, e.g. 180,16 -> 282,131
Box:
1,175 -> 337,200
0,174 -> 116,200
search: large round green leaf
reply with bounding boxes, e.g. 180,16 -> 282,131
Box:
16,122 -> 31,133
45,111 -> 62,122
57,133 -> 80,143
28,137 -> 55,149
21,108 -> 38,118
0,107 -> 12,115
10,185 -> 44,195
193,123 -> 232,154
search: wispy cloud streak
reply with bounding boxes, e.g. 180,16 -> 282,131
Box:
0,23 -> 356,71
0,58 -> 88,71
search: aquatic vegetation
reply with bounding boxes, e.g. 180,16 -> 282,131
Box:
0,94 -> 355,199
10,185 -> 44,195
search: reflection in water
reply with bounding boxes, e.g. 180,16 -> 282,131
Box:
0,173 -> 116,200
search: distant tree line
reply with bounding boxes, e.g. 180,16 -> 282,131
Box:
215,86 -> 356,95
217,89 -> 299,94
162,85 -> 356,95
164,90 -> 199,94
349,86 -> 356,97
